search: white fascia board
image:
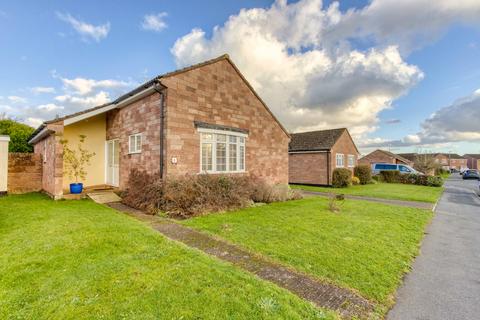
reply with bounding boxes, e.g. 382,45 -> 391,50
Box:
64,104 -> 117,126
196,127 -> 248,138
63,86 -> 158,127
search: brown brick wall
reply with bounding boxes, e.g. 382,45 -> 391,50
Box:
8,153 -> 42,193
106,93 -> 162,189
466,157 -> 480,169
289,152 -> 329,185
358,150 -> 413,167
161,59 -> 289,185
449,158 -> 468,170
33,123 -> 64,198
330,131 -> 359,181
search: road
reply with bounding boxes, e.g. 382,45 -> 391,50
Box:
388,174 -> 480,320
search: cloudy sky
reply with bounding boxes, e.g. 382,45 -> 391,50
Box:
1,0 -> 479,155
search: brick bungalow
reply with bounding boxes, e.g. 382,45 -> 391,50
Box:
464,154 -> 480,170
289,128 -> 359,186
28,55 -> 290,199
358,149 -> 414,167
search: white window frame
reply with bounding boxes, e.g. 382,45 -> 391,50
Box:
198,128 -> 247,174
348,154 -> 355,167
128,133 -> 142,154
336,153 -> 344,168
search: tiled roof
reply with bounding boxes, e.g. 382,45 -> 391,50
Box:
289,128 -> 347,152
370,150 -> 413,164
30,54 -> 289,142
464,154 -> 480,159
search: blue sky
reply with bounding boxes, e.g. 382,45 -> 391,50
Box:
1,0 -> 479,154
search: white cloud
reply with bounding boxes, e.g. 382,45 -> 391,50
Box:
59,77 -> 130,96
171,0 -> 480,140
37,103 -> 64,112
55,91 -> 110,109
31,86 -> 56,94
56,12 -> 110,42
172,0 -> 427,137
8,96 -> 27,103
141,12 -> 168,32
362,88 -> 480,148
25,117 -> 44,128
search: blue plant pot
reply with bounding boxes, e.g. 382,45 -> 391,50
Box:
70,183 -> 83,194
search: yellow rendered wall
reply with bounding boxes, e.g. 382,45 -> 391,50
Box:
62,114 -> 106,189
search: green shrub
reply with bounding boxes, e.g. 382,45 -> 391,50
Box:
332,168 -> 352,188
123,170 -> 303,218
427,176 -> 444,187
0,119 -> 34,152
379,170 -> 400,183
354,165 -> 371,185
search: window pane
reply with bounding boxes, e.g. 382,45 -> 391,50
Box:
216,142 -> 226,171
202,143 -> 213,171
113,140 -> 119,165
217,134 -> 226,142
136,135 -> 141,152
129,136 -> 135,153
229,144 -> 237,171
229,135 -> 237,143
201,133 -> 213,141
239,145 -> 245,170
239,137 -> 245,144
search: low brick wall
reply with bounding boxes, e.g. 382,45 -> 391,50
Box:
8,153 -> 43,193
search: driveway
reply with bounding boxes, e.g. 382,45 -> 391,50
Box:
388,174 -> 480,320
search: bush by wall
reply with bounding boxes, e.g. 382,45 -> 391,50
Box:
379,170 -> 400,183
377,170 -> 444,187
353,165 -> 371,185
122,170 -> 303,218
332,168 -> 352,188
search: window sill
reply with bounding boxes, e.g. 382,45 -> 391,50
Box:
128,151 -> 142,155
198,171 -> 247,175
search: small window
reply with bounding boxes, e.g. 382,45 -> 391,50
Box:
348,155 -> 355,167
129,133 -> 142,154
336,154 -> 344,168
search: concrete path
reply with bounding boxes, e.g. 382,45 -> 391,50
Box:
108,202 -> 375,319
388,175 -> 480,320
301,190 -> 434,210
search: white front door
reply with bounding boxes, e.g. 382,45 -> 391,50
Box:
106,139 -> 119,187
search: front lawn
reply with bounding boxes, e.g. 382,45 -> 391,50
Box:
0,193 -> 334,319
291,182 -> 443,203
183,197 -> 432,312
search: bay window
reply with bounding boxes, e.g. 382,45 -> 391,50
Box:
200,130 -> 246,173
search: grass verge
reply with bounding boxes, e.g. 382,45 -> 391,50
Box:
0,193 -> 336,319
291,182 -> 443,203
183,197 -> 432,314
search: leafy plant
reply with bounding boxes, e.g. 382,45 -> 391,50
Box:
352,176 -> 360,185
60,135 -> 96,183
327,193 -> 345,213
332,168 -> 352,188
0,119 -> 34,152
354,165 -> 372,185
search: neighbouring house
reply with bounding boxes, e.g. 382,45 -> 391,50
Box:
289,128 -> 359,186
464,154 -> 480,170
358,149 -> 414,167
28,55 -> 290,199
398,153 -> 468,170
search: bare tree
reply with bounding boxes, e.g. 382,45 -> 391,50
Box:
413,152 -> 440,176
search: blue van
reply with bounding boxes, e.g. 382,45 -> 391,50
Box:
371,163 -> 421,175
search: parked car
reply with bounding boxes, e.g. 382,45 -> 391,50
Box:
371,163 -> 421,175
462,169 -> 479,180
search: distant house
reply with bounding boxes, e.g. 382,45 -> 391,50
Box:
28,55 -> 290,199
398,153 -> 468,170
289,128 -> 359,186
358,149 -> 414,167
464,154 -> 480,170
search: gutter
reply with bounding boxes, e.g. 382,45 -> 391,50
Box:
152,80 -> 167,179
